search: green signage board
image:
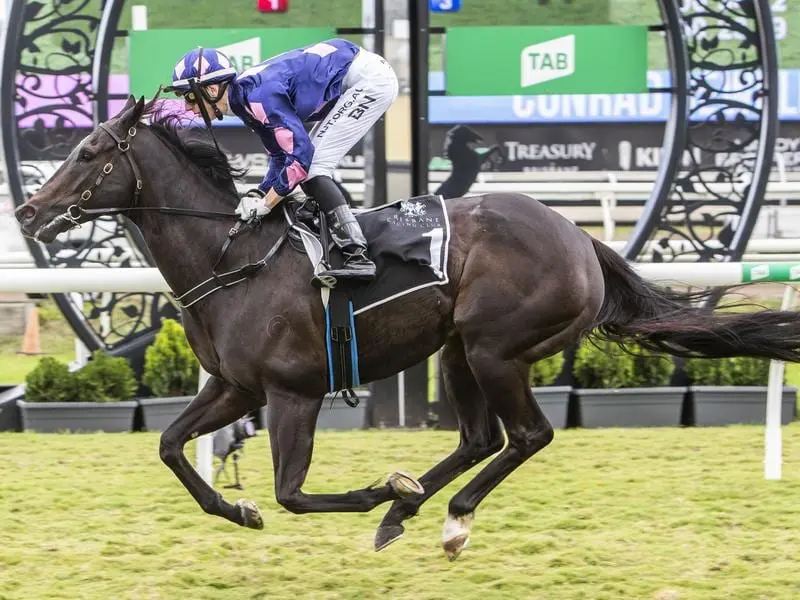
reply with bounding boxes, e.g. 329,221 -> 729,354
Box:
445,25 -> 648,96
129,28 -> 335,97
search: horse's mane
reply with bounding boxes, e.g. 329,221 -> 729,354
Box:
140,99 -> 247,203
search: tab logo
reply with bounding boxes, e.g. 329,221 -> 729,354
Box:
520,35 -> 575,88
750,264 -> 770,281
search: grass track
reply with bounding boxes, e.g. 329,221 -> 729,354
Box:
2,426 -> 800,599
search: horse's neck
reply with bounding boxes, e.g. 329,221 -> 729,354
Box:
134,169 -> 276,298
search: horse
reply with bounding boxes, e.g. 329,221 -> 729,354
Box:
15,96 -> 800,560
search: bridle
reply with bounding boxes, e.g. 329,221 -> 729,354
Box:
57,121 -> 237,226
59,123 -> 143,228
44,119 -> 290,308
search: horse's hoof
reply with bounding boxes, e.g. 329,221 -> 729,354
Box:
387,471 -> 424,498
236,498 -> 264,530
374,524 -> 405,552
442,512 -> 474,561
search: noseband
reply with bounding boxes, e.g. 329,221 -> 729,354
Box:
62,123 -> 143,227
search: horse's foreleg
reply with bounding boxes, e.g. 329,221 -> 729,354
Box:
375,336 -> 505,551
266,390 -> 423,514
159,376 -> 263,528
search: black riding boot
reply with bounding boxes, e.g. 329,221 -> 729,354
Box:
301,176 -> 376,282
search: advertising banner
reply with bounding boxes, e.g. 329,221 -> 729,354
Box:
425,122 -> 800,173
445,25 -> 648,96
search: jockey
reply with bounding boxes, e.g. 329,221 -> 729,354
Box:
164,39 -> 400,282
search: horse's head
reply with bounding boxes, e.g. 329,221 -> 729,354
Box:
15,95 -> 147,243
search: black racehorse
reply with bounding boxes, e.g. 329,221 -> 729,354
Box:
16,97 -> 800,560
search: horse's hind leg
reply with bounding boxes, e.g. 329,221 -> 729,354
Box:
159,376 -> 263,529
374,334 -> 504,551
440,349 -> 556,561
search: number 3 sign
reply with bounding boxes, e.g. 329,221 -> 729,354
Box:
430,0 -> 461,12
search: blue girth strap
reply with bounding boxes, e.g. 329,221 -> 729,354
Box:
324,297 -> 361,407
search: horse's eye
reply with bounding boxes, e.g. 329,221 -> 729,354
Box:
77,149 -> 94,162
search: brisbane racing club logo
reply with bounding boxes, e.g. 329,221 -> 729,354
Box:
389,198 -> 442,229
400,200 -> 426,218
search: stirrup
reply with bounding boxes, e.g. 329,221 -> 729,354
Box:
314,260 -> 376,286
312,272 -> 338,289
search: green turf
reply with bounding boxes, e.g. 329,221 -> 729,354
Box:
2,426 -> 800,599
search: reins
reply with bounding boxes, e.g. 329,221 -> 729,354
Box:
52,120 -> 288,308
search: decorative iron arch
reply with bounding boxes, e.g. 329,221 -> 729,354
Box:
624,0 -> 779,264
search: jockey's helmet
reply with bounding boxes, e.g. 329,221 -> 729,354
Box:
165,47 -> 237,95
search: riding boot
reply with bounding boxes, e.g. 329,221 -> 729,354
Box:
302,176 -> 376,282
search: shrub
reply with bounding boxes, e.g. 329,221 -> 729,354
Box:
685,355 -> 772,386
529,352 -> 565,387
142,319 -> 199,397
24,357 -> 80,403
573,340 -> 674,389
77,351 -> 138,402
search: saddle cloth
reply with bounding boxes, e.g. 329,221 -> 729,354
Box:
291,193 -> 452,314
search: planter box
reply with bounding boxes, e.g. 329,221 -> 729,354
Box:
17,400 -> 137,433
0,386 -> 24,432
531,386 -> 571,429
574,387 -> 687,428
138,396 -> 193,432
260,392 -> 370,431
688,386 -> 797,427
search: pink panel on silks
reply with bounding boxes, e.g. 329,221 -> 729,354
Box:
274,127 -> 294,153
304,42 -> 337,58
285,161 -> 308,189
246,102 -> 269,124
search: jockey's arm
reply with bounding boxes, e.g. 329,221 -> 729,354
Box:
248,81 -> 315,203
263,187 -> 283,211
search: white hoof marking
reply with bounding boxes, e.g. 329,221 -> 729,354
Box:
442,512 -> 474,560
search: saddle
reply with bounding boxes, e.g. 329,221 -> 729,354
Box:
283,193 -> 452,400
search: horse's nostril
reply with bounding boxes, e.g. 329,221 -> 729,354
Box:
15,204 -> 37,223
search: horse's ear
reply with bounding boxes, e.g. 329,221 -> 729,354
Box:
111,95 -> 137,120
132,95 -> 146,121
121,95 -> 147,127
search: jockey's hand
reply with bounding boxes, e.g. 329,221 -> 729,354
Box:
235,188 -> 270,221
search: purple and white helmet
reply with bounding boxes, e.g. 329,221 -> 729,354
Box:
167,47 -> 237,93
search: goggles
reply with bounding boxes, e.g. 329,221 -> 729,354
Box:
179,89 -> 199,105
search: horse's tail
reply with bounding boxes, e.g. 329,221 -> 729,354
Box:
589,237 -> 800,362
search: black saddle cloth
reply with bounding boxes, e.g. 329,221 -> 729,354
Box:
289,193 -> 451,314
